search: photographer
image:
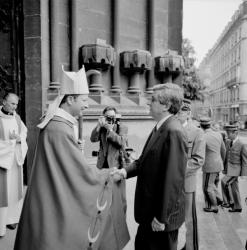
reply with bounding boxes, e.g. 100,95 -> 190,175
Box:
90,106 -> 128,214
90,106 -> 128,170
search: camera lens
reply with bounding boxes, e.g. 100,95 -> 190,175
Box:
105,116 -> 115,124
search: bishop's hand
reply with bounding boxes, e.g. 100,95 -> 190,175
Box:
110,167 -> 126,182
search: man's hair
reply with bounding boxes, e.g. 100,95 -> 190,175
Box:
60,94 -> 80,106
102,106 -> 117,115
152,83 -> 184,115
3,92 -> 19,101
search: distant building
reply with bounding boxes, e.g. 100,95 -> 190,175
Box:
198,0 -> 247,127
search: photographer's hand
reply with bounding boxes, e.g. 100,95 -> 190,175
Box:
104,123 -> 114,132
96,116 -> 105,131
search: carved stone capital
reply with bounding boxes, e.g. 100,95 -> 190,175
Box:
155,50 -> 184,77
80,43 -> 115,71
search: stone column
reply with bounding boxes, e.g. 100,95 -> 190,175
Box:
128,74 -> 142,94
71,0 -> 79,71
86,69 -> 103,92
23,0 -> 50,178
110,0 -> 121,93
50,0 -> 70,80
50,0 -> 60,82
146,0 -> 155,93
120,50 -> 151,105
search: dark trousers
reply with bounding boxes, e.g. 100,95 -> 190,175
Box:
202,172 -> 222,209
184,192 -> 199,250
135,224 -> 178,250
221,176 -> 241,209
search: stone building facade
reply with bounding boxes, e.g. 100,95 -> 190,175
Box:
198,0 -> 247,127
0,0 -> 183,177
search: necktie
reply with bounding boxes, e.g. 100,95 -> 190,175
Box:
149,126 -> 157,142
230,140 -> 233,148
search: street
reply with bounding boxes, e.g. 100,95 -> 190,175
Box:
1,132 -> 247,250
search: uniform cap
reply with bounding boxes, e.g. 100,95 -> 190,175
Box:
224,124 -> 238,131
199,116 -> 211,126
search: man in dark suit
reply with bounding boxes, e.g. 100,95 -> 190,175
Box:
221,124 -> 247,212
112,83 -> 188,250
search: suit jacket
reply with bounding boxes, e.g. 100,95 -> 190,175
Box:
125,116 -> 188,232
223,138 -> 247,176
184,121 -> 205,193
90,123 -> 128,169
202,128 -> 226,173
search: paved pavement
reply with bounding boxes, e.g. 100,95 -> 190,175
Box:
1,133 -> 247,250
123,173 -> 247,250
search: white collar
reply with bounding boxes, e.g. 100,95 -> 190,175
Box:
55,108 -> 77,125
156,114 -> 173,130
182,120 -> 188,127
0,106 -> 16,119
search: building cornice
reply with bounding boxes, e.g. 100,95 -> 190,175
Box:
200,1 -> 247,65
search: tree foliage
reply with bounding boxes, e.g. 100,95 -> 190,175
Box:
182,38 -> 205,101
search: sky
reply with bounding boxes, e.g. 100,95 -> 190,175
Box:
183,0 -> 243,66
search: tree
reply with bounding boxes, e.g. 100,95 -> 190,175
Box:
182,38 -> 205,101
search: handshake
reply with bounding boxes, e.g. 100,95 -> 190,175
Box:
110,167 -> 127,182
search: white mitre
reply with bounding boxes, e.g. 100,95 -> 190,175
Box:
37,66 -> 89,129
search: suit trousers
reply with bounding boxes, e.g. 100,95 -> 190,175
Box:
135,224 -> 178,250
184,192 -> 199,250
221,176 -> 241,209
202,173 -> 222,209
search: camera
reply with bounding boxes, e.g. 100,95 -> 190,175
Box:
104,115 -> 116,124
104,114 -> 121,125
92,151 -> 99,157
115,114 -> 121,124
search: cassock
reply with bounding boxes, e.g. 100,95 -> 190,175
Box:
0,108 -> 28,236
14,109 -> 129,250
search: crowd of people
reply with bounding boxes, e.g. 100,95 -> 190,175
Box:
0,66 -> 247,250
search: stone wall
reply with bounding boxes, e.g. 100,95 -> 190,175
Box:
22,0 -> 183,171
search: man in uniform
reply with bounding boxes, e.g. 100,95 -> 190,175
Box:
200,117 -> 225,213
0,92 -> 28,237
14,67 -> 129,250
177,99 -> 205,250
221,124 -> 247,212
